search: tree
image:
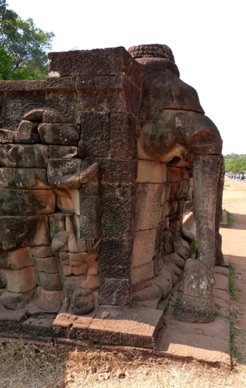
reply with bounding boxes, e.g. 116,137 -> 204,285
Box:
224,154 -> 246,173
0,0 -> 54,79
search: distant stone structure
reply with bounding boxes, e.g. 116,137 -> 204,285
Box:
0,44 -> 223,346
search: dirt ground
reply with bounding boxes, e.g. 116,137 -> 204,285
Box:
221,178 -> 246,368
0,177 -> 246,387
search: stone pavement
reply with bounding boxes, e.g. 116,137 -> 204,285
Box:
156,265 -> 231,366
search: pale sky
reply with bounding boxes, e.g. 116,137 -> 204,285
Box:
7,0 -> 246,155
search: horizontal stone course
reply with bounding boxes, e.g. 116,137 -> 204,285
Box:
0,189 -> 56,216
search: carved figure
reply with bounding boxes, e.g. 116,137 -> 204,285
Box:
128,44 -> 224,322
0,44 -> 224,337
0,108 -> 100,316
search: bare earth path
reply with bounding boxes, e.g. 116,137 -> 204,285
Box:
221,178 -> 246,368
1,178 -> 246,387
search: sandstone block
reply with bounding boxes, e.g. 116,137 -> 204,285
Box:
0,290 -> 34,310
131,262 -> 154,286
109,113 -> 137,159
55,188 -> 80,215
5,247 -> 33,269
0,168 -> 48,189
137,160 -> 166,183
0,144 -> 49,168
33,256 -> 59,274
132,229 -> 157,268
48,47 -> 136,77
0,128 -> 15,143
135,183 -> 163,231
79,196 -> 100,239
80,112 -> 110,158
49,145 -> 78,159
36,271 -> 62,291
15,120 -> 40,143
4,267 -> 36,293
31,246 -> 53,258
99,278 -> 131,305
0,189 -> 55,216
0,215 -> 50,250
99,238 -> 133,278
167,166 -> 186,183
38,123 -> 79,145
99,159 -> 137,183
48,213 -> 66,240
63,275 -> 85,297
101,194 -> 135,239
47,158 -> 82,187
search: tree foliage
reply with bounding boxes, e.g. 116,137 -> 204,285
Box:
224,154 -> 246,173
0,0 -> 54,79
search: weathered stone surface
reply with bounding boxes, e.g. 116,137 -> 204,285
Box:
34,287 -> 63,312
38,123 -> 79,145
99,238 -> 133,278
80,112 -> 110,158
109,113 -> 137,159
88,305 -> 164,348
45,91 -> 77,123
33,256 -> 59,274
0,168 -> 48,188
47,158 -> 82,187
79,196 -> 100,239
135,184 -> 163,231
163,252 -> 185,268
36,271 -> 62,291
151,266 -> 173,297
21,316 -> 55,338
0,144 -> 49,168
63,275 -> 85,297
48,47 -> 135,77
99,278 -> 131,305
0,289 -> 33,310
132,282 -> 162,303
48,213 -> 66,240
22,108 -> 45,122
49,145 -> 78,159
131,262 -> 155,286
31,246 -> 53,258
0,215 -> 50,250
132,229 -> 157,268
42,108 -> 67,123
101,195 -> 135,239
4,267 -> 36,293
55,188 -> 80,215
0,89 -> 46,130
72,288 -> 94,315
167,166 -> 186,183
53,312 -> 93,339
0,189 -> 55,216
1,247 -> 33,269
99,159 -> 137,183
0,128 -> 15,143
83,274 -> 100,289
137,160 -> 166,183
15,120 -> 41,143
173,259 -> 215,322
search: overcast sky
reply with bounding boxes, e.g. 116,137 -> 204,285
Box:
7,0 -> 246,155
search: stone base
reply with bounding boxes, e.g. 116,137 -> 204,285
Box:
88,305 -> 164,348
173,294 -> 216,323
0,302 -> 165,349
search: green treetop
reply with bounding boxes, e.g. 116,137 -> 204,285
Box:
0,0 -> 54,79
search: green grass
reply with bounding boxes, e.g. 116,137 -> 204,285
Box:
220,210 -> 233,228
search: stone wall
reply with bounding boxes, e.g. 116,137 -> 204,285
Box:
0,45 -> 215,336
